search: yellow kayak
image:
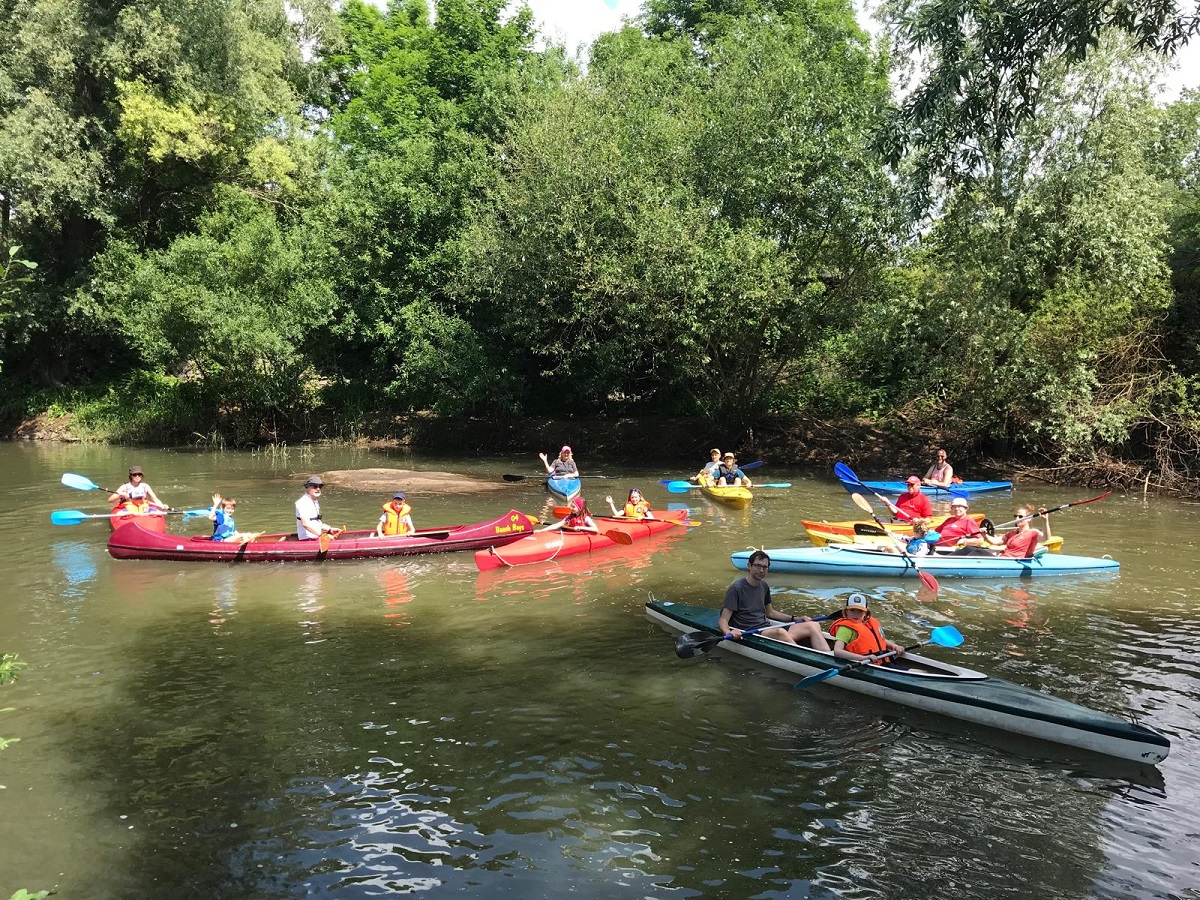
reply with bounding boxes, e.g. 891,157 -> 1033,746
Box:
802,523 -> 1065,553
699,482 -> 753,509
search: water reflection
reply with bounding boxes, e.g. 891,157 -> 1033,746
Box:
51,540 -> 99,598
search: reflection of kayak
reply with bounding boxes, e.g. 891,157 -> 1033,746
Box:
731,545 -> 1118,577
699,483 -> 752,509
646,599 -> 1169,764
107,510 -> 536,562
840,479 -> 1012,496
546,476 -> 582,504
801,521 -> 1065,553
474,511 -> 689,571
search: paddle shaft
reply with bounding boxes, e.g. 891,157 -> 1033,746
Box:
676,610 -> 839,657
993,492 -> 1111,530
851,493 -> 939,593
793,626 -> 964,690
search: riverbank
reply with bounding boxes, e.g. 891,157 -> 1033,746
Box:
9,406 -> 1180,495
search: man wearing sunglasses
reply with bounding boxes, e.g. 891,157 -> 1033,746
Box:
295,475 -> 343,541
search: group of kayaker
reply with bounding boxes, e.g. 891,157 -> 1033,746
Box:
537,446 -> 659,531
876,452 -> 1052,558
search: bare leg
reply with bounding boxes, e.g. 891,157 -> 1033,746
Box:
787,620 -> 829,650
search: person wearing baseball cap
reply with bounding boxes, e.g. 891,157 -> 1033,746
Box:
892,475 -> 932,521
295,475 -> 343,541
694,448 -> 722,483
935,495 -> 987,551
829,593 -> 905,664
376,491 -> 415,538
539,445 -> 579,478
107,465 -> 166,511
713,452 -> 752,487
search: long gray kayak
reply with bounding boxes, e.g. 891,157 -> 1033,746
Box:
731,545 -> 1119,578
646,600 -> 1169,764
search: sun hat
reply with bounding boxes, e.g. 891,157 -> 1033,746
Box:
305,475 -> 324,487
710,448 -> 721,455
392,492 -> 406,500
845,593 -> 869,611
128,465 -> 144,476
905,475 -> 921,485
723,452 -> 735,459
572,497 -> 585,511
561,445 -> 572,454
950,496 -> 969,508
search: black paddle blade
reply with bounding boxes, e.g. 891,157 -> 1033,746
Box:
675,631 -> 721,659
853,523 -> 889,536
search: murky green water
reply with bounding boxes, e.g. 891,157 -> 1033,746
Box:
1,443 -> 1197,898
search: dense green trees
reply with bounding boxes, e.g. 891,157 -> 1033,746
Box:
1,0 -> 1199,483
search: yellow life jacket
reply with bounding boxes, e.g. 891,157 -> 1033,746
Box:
380,501 -> 412,536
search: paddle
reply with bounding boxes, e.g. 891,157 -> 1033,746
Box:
662,460 -> 763,489
675,610 -> 842,659
834,462 -> 910,520
540,508 -> 634,544
850,493 -> 940,593
61,472 -> 118,494
50,508 -> 209,525
503,473 -> 610,482
992,492 -> 1111,530
793,624 -> 965,690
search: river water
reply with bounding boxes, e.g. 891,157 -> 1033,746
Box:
1,443 -> 1197,898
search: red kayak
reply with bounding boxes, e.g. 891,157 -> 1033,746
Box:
109,509 -> 167,533
474,511 -> 689,570
108,510 -> 536,562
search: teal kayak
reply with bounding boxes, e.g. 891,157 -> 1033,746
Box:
731,545 -> 1119,577
646,600 -> 1169,764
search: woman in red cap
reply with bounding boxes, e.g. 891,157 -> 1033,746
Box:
539,445 -> 579,478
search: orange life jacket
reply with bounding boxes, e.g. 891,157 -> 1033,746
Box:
112,498 -> 151,517
829,615 -> 889,658
380,501 -> 412,536
624,500 -> 651,518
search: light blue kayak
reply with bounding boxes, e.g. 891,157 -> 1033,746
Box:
731,545 -> 1119,578
545,475 -> 582,504
841,479 -> 1013,496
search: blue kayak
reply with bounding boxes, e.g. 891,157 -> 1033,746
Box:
545,475 -> 582,504
731,545 -> 1119,578
840,478 -> 1013,496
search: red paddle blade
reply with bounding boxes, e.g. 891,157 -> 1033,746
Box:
917,569 -> 940,593
604,530 -> 633,545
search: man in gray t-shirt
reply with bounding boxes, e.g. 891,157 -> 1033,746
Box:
717,550 -> 827,648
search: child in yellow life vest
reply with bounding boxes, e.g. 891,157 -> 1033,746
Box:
376,492 -> 415,538
829,594 -> 905,665
605,488 -> 655,519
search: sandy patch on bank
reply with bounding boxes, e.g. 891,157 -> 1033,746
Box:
320,468 -> 517,494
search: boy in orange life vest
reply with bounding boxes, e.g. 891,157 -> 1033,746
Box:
830,594 -> 904,664
376,492 -> 415,538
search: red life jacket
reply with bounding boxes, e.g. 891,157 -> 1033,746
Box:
829,615 -> 888,658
